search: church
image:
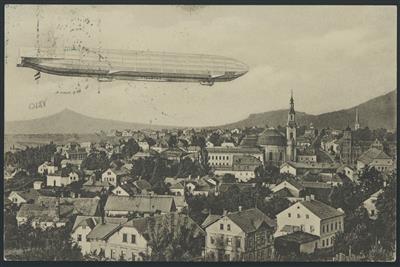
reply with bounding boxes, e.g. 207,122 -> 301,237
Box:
240,92 -> 299,166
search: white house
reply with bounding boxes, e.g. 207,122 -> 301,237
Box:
46,171 -> 80,187
38,162 -> 58,175
271,179 -> 304,199
357,148 -> 394,173
204,208 -> 276,261
363,189 -> 383,220
275,196 -> 345,250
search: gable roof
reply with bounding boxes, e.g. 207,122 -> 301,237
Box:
300,200 -> 344,220
133,179 -> 152,191
201,214 -> 222,229
224,208 -> 276,233
36,196 -> 100,216
10,189 -> 41,202
104,195 -> 175,213
358,147 -> 391,165
72,215 -> 101,231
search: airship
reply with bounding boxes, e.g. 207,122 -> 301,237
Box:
17,47 -> 249,86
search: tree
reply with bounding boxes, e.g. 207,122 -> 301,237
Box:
258,197 -> 291,219
121,138 -> 140,158
358,167 -> 384,197
167,135 -> 178,148
328,178 -> 364,214
374,175 -> 396,252
222,173 -> 236,183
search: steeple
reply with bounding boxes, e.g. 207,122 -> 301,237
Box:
354,108 -> 360,130
289,90 -> 295,115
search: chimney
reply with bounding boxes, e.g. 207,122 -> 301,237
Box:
305,196 -> 310,201
197,175 -> 200,180
310,194 -> 315,200
383,181 -> 387,187
223,210 -> 227,216
238,206 -> 242,212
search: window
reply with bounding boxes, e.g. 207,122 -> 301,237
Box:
220,224 -> 224,230
297,214 -> 301,218
326,238 -> 329,246
306,214 -> 309,219
111,249 -> 116,259
236,238 -> 241,248
227,237 -> 232,246
131,234 -> 136,244
224,254 -> 230,261
322,225 -> 325,233
131,253 -> 136,261
288,213 -> 291,218
331,223 -> 333,231
335,222 -> 338,230
310,225 -> 314,233
339,221 -> 342,230
123,233 -> 127,242
331,237 -> 334,245
227,224 -> 231,231
322,240 -> 325,247
315,242 -> 318,249
371,210 -> 375,216
210,236 -> 215,244
77,234 -> 82,241
120,250 -> 126,260
269,152 -> 273,161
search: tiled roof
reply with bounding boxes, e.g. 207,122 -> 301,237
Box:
86,223 -> 121,240
11,189 -> 41,202
226,208 -> 276,233
300,200 -> 344,220
36,196 -> 100,216
358,147 -> 391,165
104,195 -> 175,213
17,204 -> 60,221
201,214 -> 222,228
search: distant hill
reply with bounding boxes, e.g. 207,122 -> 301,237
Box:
5,109 -> 173,134
222,90 -> 397,130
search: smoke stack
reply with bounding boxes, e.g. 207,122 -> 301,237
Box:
223,210 -> 227,216
310,194 -> 315,200
238,206 -> 242,212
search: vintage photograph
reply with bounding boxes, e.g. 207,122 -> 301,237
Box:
3,5 -> 397,262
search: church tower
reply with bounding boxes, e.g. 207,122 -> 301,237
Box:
354,108 -> 360,130
286,91 -> 297,161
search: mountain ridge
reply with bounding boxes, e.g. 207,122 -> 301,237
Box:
5,90 -> 396,134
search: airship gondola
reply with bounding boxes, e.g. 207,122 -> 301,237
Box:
17,47 -> 249,86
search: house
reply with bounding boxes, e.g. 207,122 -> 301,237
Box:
36,196 -> 101,216
214,155 -> 263,182
66,148 -> 88,161
362,189 -> 383,220
8,189 -> 41,206
206,141 -> 214,148
275,231 -> 320,255
82,175 -> 112,193
204,208 -> 276,261
61,159 -> 83,169
38,161 -> 58,175
169,182 -> 185,196
275,196 -> 345,250
221,142 -> 235,148
104,195 -> 176,217
356,147 -> 394,173
33,180 -> 44,190
138,141 -> 150,151
101,168 -> 130,187
172,195 -> 188,212
280,161 -> 340,176
85,213 -> 204,260
159,147 -> 188,162
112,183 -> 136,197
207,147 -> 264,169
16,203 -> 70,229
271,179 -> 305,199
71,216 -> 103,255
46,171 -> 81,187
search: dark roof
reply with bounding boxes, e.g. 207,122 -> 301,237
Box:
72,216 -> 101,231
86,223 -> 121,240
257,128 -> 286,146
275,231 -> 320,244
273,187 -> 295,198
239,135 -> 258,147
301,200 -> 344,220
226,208 -> 276,233
36,196 -> 100,216
206,147 -> 263,154
133,179 -> 152,191
11,189 -> 41,202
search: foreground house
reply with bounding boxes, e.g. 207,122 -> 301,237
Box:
275,196 -> 344,250
73,213 -> 203,260
204,208 -> 276,261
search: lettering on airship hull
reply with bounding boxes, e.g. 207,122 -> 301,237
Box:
17,48 -> 249,86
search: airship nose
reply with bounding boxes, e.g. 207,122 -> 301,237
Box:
236,61 -> 249,77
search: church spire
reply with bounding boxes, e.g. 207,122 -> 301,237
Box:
289,90 -> 295,114
355,108 -> 360,130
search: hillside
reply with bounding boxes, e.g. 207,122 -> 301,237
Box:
5,109 -> 173,134
222,90 -> 397,130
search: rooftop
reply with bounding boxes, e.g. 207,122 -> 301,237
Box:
300,199 -> 344,220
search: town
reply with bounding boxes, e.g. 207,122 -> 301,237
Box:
3,93 -> 396,262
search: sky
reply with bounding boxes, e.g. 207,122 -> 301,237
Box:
5,5 -> 397,127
